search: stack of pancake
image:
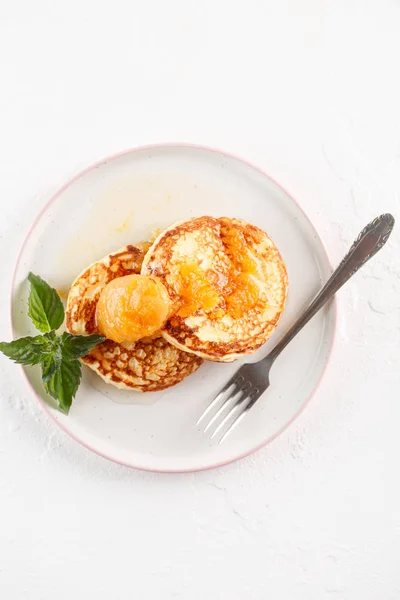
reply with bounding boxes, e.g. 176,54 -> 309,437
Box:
66,216 -> 288,392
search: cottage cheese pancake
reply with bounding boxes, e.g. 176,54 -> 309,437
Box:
141,216 -> 288,362
66,245 -> 203,391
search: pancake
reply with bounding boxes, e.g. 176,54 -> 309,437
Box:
66,244 -> 203,391
141,216 -> 288,362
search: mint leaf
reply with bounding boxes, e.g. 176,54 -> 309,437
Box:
0,336 -> 51,365
61,332 -> 105,359
28,273 -> 64,333
41,345 -> 62,384
44,330 -> 57,342
44,356 -> 81,414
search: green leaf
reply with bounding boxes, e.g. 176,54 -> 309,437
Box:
0,336 -> 51,365
28,273 -> 65,333
61,332 -> 105,359
41,350 -> 62,384
44,356 -> 82,414
44,330 -> 57,342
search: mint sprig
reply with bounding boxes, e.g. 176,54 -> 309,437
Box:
0,273 -> 105,414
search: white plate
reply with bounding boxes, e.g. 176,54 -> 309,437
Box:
12,144 -> 336,472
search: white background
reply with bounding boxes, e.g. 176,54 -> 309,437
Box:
0,1 -> 399,598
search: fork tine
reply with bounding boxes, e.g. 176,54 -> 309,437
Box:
218,391 -> 260,444
203,384 -> 245,433
196,373 -> 244,426
210,387 -> 251,439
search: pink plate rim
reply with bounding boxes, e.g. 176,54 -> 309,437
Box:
10,142 -> 337,474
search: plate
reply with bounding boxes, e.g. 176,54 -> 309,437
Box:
12,144 -> 336,472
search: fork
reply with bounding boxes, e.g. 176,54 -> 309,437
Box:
197,213 -> 395,443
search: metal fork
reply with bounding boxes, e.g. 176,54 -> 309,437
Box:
197,213 -> 395,443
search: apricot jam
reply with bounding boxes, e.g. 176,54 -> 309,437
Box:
176,263 -> 221,318
222,226 -> 262,318
96,274 -> 171,343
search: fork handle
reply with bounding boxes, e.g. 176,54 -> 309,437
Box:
267,213 -> 395,363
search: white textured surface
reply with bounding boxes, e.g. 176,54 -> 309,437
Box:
0,1 -> 399,598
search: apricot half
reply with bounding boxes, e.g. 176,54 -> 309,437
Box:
96,274 -> 171,343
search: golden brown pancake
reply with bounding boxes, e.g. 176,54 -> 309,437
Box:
141,216 -> 288,362
66,245 -> 203,391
